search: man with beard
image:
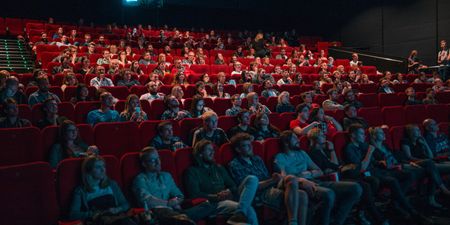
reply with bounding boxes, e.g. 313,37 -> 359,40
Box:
228,133 -> 309,225
274,130 -> 362,225
149,121 -> 186,151
86,92 -> 120,126
185,139 -> 259,225
140,81 -> 165,103
28,76 -> 61,106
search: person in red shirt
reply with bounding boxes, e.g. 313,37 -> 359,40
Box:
290,103 -> 320,136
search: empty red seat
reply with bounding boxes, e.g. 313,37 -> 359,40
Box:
358,107 -> 383,126
0,127 -> 42,166
436,91 -> 450,104
279,112 -> 297,131
411,83 -> 433,92
174,147 -> 195,190
210,65 -> 231,74
331,131 -> 348,160
213,98 -> 232,116
389,126 -> 405,151
263,138 -> 281,172
56,156 -> 120,219
358,83 -> 378,93
218,116 -> 239,134
0,162 -> 59,225
313,94 -> 328,105
104,86 -> 130,100
392,83 -> 409,93
438,122 -> 449,136
426,104 -> 449,123
357,93 -> 378,107
190,65 -> 210,74
149,99 -> 166,120
18,104 -> 32,121
94,122 -> 140,158
382,106 -> 406,126
179,118 -> 203,144
74,101 -> 101,123
404,105 -> 428,124
378,93 -> 403,107
279,84 -> 302,96
130,85 -> 148,97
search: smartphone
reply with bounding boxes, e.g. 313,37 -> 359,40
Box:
135,106 -> 141,113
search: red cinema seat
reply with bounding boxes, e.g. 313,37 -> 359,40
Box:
218,116 -> 239,134
139,120 -> 180,149
76,124 -> 95,145
382,106 -> 406,127
313,94 -> 328,105
438,122 -> 449,136
94,122 -> 140,158
74,101 -> 101,124
358,83 -> 378,94
358,107 -> 383,126
331,131 -> 348,160
279,112 -> 297,131
0,162 -> 59,225
179,118 -> 203,144
174,147 -> 194,191
426,104 -> 449,123
389,126 -> 405,151
63,86 -> 97,101
265,96 -> 278,112
0,127 -> 42,166
18,104 -> 32,121
210,65 -> 231,74
357,93 -> 378,108
130,85 -> 148,97
190,65 -> 210,74
223,85 -> 236,96
411,83 -> 433,92
149,99 -> 166,120
104,86 -> 130,100
436,91 -> 450,104
31,102 -> 75,126
378,93 -> 403,107
325,110 -> 344,124
392,84 -> 409,93
264,138 -> 281,172
404,105 -> 428,124
184,98 -> 213,111
213,98 -> 232,116
56,156 -> 120,219
279,84 -> 302,96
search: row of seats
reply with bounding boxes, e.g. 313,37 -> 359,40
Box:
1,103 -> 448,166
2,119 -> 449,225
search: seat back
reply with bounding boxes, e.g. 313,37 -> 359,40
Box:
94,122 -> 140,158
0,127 -> 43,166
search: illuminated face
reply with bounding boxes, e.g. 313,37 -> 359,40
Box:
91,160 -> 106,180
200,144 -> 215,163
236,140 -> 253,157
160,124 -> 173,140
142,151 -> 161,172
65,124 -> 78,141
204,116 -> 218,130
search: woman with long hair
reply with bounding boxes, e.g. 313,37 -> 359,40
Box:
119,94 -> 147,122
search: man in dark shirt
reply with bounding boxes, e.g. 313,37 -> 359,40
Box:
227,109 -> 257,139
192,111 -> 229,147
228,133 -> 308,225
0,98 -> 31,128
184,139 -> 258,225
37,98 -> 68,129
149,121 -> 186,151
342,105 -> 368,131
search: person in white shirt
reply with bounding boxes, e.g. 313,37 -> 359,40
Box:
89,66 -> 114,88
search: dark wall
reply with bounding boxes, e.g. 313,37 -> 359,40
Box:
333,0 -> 450,65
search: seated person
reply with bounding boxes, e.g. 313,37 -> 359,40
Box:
119,94 -> 147,122
345,125 -> 431,223
189,95 -> 213,118
290,103 -> 320,136
212,83 -> 230,99
274,130 -> 362,225
116,69 -> 140,88
225,94 -> 242,116
96,50 -> 111,65
307,128 -> 388,225
277,70 -> 293,85
276,91 -> 295,113
423,118 -> 449,158
0,98 -> 31,128
370,126 -> 450,208
377,79 -> 395,94
138,52 -> 156,65
261,79 -> 279,98
37,98 -> 68,129
61,72 -> 78,91
160,95 -> 191,121
422,88 -> 438,105
70,83 -> 92,105
86,92 -> 120,126
184,139 -> 257,225
28,76 -> 61,106
239,82 -> 253,99
247,92 -> 271,115
404,87 -> 422,105
342,89 -> 363,109
322,88 -> 344,111
227,109 -> 258,139
89,66 -> 114,88
132,147 -> 213,224
253,112 -> 280,140
343,105 -> 368,131
228,133 -> 308,225
309,107 -> 343,139
68,156 -> 133,223
0,76 -> 27,104
301,91 -> 320,109
140,81 -> 165,103
192,111 -> 229,147
170,85 -> 185,104
49,120 -> 99,168
149,121 -> 186,151
195,81 -> 209,98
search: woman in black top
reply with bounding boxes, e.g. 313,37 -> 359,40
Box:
252,112 -> 279,141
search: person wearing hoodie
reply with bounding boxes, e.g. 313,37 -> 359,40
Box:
184,139 -> 259,225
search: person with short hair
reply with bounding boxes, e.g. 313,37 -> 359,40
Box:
192,111 -> 229,147
140,81 -> 165,103
343,105 -> 368,131
247,92 -> 271,114
0,76 -> 27,104
261,79 -> 279,98
228,133 -> 308,225
275,130 -> 362,225
184,140 -> 258,225
290,103 -> 320,136
86,92 -> 120,126
276,91 -> 295,113
322,88 -> 344,111
37,98 -> 68,129
132,147 -> 212,224
404,87 -> 422,105
0,98 -> 31,128
342,89 -> 362,109
225,94 -> 242,116
227,109 -> 258,139
149,121 -> 186,151
96,50 -> 111,65
89,66 -> 114,88
28,76 -> 61,106
423,118 -> 449,157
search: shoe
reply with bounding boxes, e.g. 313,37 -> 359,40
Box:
227,211 -> 249,225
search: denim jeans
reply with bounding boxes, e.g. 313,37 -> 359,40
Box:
320,181 -> 362,225
215,175 -> 259,225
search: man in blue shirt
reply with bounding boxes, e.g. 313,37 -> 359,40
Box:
87,92 -> 120,126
